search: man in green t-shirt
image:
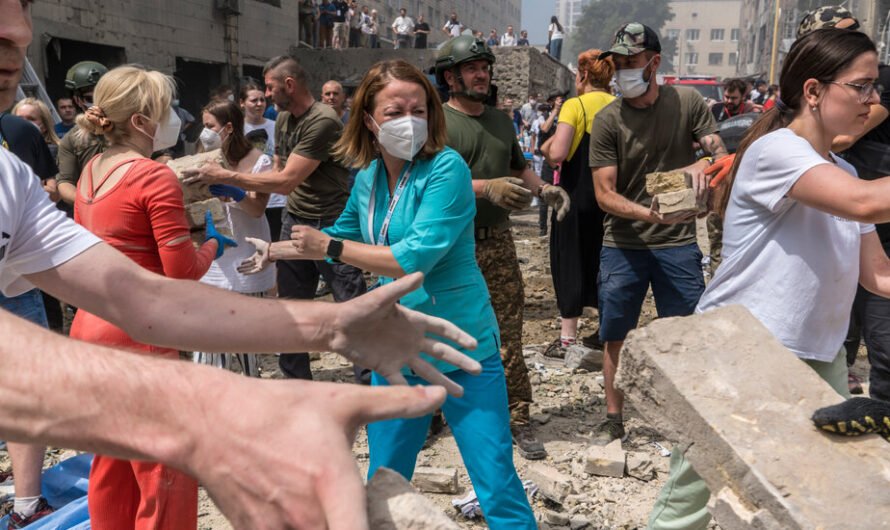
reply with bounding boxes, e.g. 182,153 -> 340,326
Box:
589,23 -> 728,444
436,35 -> 570,460
186,56 -> 365,380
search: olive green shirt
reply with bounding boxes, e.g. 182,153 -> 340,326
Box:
589,85 -> 716,249
56,127 -> 105,187
275,102 -> 349,220
443,104 -> 527,229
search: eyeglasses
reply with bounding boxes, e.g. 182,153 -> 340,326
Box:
829,81 -> 884,103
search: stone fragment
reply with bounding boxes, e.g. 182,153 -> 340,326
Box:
583,439 -> 625,478
626,452 -> 656,482
653,189 -> 706,215
564,344 -> 603,371
412,466 -> 459,494
366,467 -> 460,530
645,170 -> 691,195
544,510 -> 570,526
570,516 -> 591,530
616,305 -> 890,530
531,412 -> 552,425
526,463 -> 573,504
166,149 -> 227,203
185,198 -> 227,230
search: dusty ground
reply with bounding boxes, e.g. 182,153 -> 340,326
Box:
0,209 -> 872,529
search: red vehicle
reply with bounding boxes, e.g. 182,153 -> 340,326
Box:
662,75 -> 722,103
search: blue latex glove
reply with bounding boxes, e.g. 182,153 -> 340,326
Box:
209,184 -> 247,202
204,211 -> 237,259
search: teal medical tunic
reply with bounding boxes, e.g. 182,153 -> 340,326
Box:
324,147 -> 499,373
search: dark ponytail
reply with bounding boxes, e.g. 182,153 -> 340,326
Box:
718,28 -> 877,217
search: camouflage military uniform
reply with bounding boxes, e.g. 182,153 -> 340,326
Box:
475,226 -> 533,424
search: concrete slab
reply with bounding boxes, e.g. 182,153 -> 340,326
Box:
366,468 -> 460,530
616,305 -> 890,530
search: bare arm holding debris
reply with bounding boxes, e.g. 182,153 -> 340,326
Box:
182,151 -> 321,195
593,165 -> 694,225
0,309 -> 447,529
25,243 -> 480,395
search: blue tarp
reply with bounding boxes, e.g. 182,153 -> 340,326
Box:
0,454 -> 92,529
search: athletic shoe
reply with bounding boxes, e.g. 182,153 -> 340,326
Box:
592,415 -> 626,445
7,497 -> 54,529
512,424 -> 547,460
542,338 -> 567,359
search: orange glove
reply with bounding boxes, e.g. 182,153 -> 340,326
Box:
706,154 -> 736,189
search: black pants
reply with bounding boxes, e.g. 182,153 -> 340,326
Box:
265,207 -> 284,243
844,285 -> 890,402
277,212 -> 367,379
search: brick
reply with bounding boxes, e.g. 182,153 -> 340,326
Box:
412,466 -> 459,494
166,150 -> 227,204
525,463 -> 573,504
185,198 -> 227,231
652,189 -> 706,215
616,305 -> 890,530
645,170 -> 691,195
583,439 -> 625,478
366,468 -> 460,530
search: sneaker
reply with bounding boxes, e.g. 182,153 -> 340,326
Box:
592,415 -> 626,445
542,339 -> 567,359
848,373 -> 864,395
7,497 -> 54,529
581,333 -> 604,350
511,424 -> 547,460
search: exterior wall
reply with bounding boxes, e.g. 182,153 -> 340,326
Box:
662,0 -> 743,80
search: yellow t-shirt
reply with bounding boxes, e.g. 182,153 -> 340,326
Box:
557,91 -> 616,160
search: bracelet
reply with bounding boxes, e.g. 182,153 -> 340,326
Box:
700,156 -> 715,167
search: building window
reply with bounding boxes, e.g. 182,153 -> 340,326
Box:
708,52 -> 723,65
685,52 -> 699,65
710,28 -> 724,41
731,28 -> 740,41
729,52 -> 737,66
667,29 -> 680,40
686,29 -> 700,41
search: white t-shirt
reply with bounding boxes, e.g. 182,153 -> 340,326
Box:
444,20 -> 462,37
0,149 -> 101,296
200,154 -> 276,293
244,119 -> 286,209
392,16 -> 414,35
500,33 -> 516,46
698,128 -> 875,362
549,23 -> 564,40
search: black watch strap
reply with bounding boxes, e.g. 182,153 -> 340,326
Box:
326,238 -> 344,261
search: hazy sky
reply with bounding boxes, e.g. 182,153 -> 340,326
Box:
522,0 -> 557,45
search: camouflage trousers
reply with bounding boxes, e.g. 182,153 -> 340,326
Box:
475,228 -> 533,425
706,213 -> 723,275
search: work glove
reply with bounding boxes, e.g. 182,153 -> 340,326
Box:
237,237 -> 272,275
210,184 -> 247,202
705,153 -> 736,190
811,397 -> 890,442
483,177 -> 533,211
204,211 -> 238,259
540,184 -> 571,222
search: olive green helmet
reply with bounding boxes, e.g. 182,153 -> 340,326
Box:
434,35 -> 495,86
64,61 -> 108,92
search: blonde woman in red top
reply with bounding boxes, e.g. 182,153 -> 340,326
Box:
71,65 -> 234,530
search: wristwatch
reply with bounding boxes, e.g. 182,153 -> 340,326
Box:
326,238 -> 344,262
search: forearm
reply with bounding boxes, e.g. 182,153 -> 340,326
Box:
516,167 -> 544,190
471,179 -> 488,198
339,240 -> 405,278
58,182 -> 77,205
699,133 -> 729,159
217,168 -> 299,195
596,186 -> 655,223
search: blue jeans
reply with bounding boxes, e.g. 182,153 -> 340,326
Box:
598,243 -> 704,341
549,38 -> 563,61
0,289 -> 48,327
367,354 -> 536,530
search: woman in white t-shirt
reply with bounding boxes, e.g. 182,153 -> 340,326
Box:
240,82 -> 287,242
649,29 -> 890,530
194,99 -> 276,376
547,16 -> 564,61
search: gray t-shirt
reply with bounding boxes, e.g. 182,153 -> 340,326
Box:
589,85 -> 716,249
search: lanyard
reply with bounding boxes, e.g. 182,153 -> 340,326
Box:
368,161 -> 413,246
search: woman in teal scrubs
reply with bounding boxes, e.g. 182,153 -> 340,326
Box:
242,59 -> 535,529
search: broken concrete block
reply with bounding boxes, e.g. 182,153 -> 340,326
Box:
543,510 -> 570,526
366,467 -> 460,530
185,198 -> 226,229
526,463 -> 573,504
708,486 -> 784,530
564,344 -> 603,371
616,305 -> 890,530
583,439 -> 625,478
167,149 -> 228,204
626,452 -> 656,482
652,189 -> 706,215
412,466 -> 458,494
645,170 -> 691,195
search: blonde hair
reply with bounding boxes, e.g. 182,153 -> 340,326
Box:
74,65 -> 175,144
333,60 -> 447,169
12,98 -> 61,146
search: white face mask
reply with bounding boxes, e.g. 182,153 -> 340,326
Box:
615,57 -> 655,99
199,127 -> 222,151
371,115 -> 428,161
136,109 -> 181,152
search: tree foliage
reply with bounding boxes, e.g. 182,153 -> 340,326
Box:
567,0 -> 676,68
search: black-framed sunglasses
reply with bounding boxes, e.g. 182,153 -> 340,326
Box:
829,81 -> 884,103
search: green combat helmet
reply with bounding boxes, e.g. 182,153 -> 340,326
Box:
435,35 -> 496,96
64,61 -> 108,93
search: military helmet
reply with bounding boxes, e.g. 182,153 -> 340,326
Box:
435,35 -> 496,86
65,61 -> 108,92
797,5 -> 859,38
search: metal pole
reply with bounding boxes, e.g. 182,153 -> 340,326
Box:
768,0 -> 781,84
